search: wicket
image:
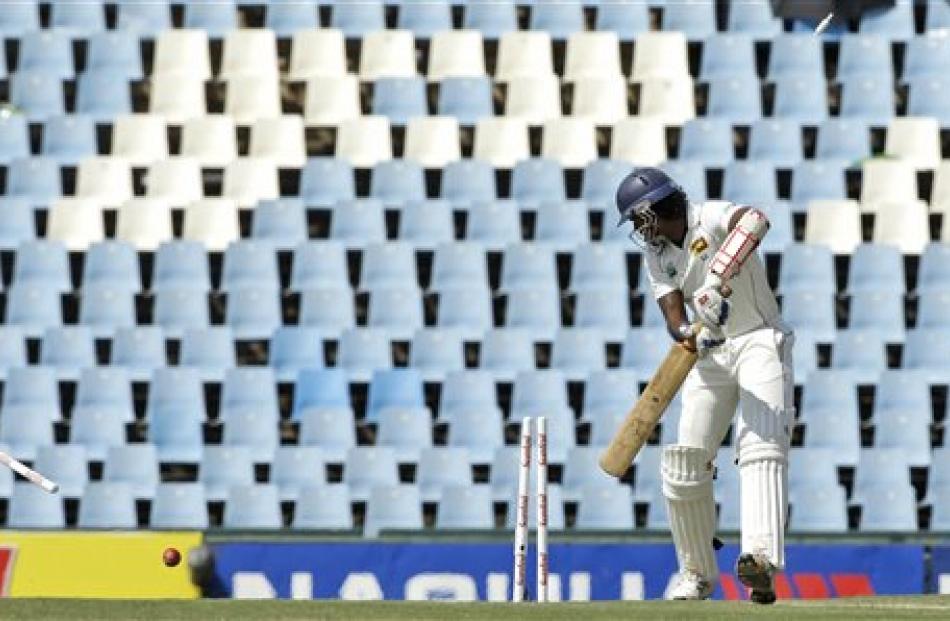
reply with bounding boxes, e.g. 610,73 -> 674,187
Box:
512,416 -> 549,603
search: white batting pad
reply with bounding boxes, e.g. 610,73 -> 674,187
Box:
662,445 -> 719,580
738,442 -> 788,570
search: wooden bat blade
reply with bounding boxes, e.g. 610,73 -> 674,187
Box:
598,341 -> 699,478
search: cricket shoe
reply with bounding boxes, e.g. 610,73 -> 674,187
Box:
736,552 -> 777,605
666,570 -> 714,600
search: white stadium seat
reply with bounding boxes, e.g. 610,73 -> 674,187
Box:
111,114 -> 168,167
359,30 -> 417,80
288,29 -> 347,81
496,31 -> 554,81
116,198 -> 174,251
572,77 -> 628,125
76,156 -> 133,208
153,29 -> 211,80
804,199 -> 862,254
404,116 -> 462,168
335,116 -> 393,168
184,199 -> 240,251
149,74 -> 206,125
47,198 -> 104,251
304,75 -> 362,126
222,157 -> 281,208
860,159 -> 917,213
474,117 -> 530,168
219,29 -> 279,80
428,30 -> 486,80
610,117 -> 668,165
225,74 -> 282,125
250,116 -> 307,168
873,199 -> 931,254
631,32 -> 689,81
146,157 -> 204,207
885,117 -> 940,170
181,115 -> 238,168
505,74 -> 562,125
541,117 -> 598,168
638,76 -> 696,125
564,31 -> 622,81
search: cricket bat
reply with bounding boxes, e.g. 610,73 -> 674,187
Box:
598,336 -> 699,478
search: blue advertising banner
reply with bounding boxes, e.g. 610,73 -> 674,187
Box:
208,541 -> 924,601
929,546 -> 950,594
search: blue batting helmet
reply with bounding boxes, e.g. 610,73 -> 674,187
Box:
615,167 -> 683,226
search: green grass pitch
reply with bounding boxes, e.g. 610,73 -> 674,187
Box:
0,596 -> 949,621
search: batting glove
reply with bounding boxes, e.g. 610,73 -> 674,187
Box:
692,279 -> 730,329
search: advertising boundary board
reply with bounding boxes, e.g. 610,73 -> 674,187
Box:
208,540 -> 925,601
0,531 -> 202,598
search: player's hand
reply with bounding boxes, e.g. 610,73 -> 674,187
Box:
692,280 -> 731,329
678,324 -> 725,356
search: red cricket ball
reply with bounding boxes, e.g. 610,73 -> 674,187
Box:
163,547 -> 182,567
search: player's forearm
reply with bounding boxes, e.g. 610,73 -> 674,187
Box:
708,207 -> 770,284
657,290 -> 691,342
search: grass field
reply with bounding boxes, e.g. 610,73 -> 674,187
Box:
0,596 -> 948,621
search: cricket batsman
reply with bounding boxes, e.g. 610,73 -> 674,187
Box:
615,167 -> 794,603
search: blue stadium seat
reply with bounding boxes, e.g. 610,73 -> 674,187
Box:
441,370 -> 497,417
464,0 -> 517,38
116,0 -> 171,37
778,243 -> 836,295
501,243 -> 557,291
300,158 -> 356,207
0,403 -> 53,461
530,0 -> 584,40
377,406 -> 433,463
14,239 -> 70,291
266,1 -> 318,36
10,69 -> 64,123
512,159 -> 566,209
511,369 -> 568,420
576,485 -> 633,530
399,0 -> 451,37
40,326 -> 95,381
563,446 -> 620,501
372,78 -> 428,126
41,115 -> 97,167
75,70 -> 131,123
226,286 -> 283,340
816,119 -> 871,165
77,367 -> 132,408
293,484 -> 354,529
837,34 -> 892,82
367,286 -> 423,340
768,33 -> 823,80
859,483 -> 917,532
153,241 -> 210,292
104,444 -> 159,500
151,483 -> 208,529
0,199 -> 35,250
222,367 -> 279,421
270,326 -> 323,382
873,370 -> 932,463
0,0 -> 38,37
465,201 -> 521,251
291,241 -> 349,291
6,157 -> 62,207
927,485 -> 950,531
345,446 -> 399,502
224,484 -> 282,529
677,118 -> 734,167
368,162 -> 425,213
581,159 -> 630,213
790,160 -> 847,211
759,203 -> 793,254
438,77 -> 494,126
223,408 -> 279,465
788,447 -> 840,494
446,407 -> 504,465
621,328 -> 670,378
582,369 -> 638,423
726,0 -> 780,38
364,485 -> 423,536
51,0 -> 105,37
5,284 -> 62,338
662,0 -> 716,39
848,291 -> 905,343
436,285 -> 493,339
435,485 -> 494,529
595,1 -> 649,41
222,240 -> 280,293
831,329 -> 887,384
789,486 -> 848,532
70,405 -> 127,461
9,482 -> 64,528
200,446 -> 254,502
294,368 -> 351,415
840,75 -> 895,126
859,1 -> 915,42
299,286 -> 356,340
571,244 -> 626,293
0,115 -> 29,165
252,199 -> 307,251
34,445 -> 87,498
535,201 -> 589,251
505,286 -> 561,342
0,327 -> 27,379
331,199 -> 387,249
154,287 -> 208,338
700,34 -> 756,80
410,328 -> 464,382
399,199 -> 454,250
184,0 -> 237,37
903,328 -> 950,384
907,76 -> 950,127
490,446 -> 522,500
367,368 -> 425,420
112,327 -> 166,382
299,407 -> 357,463
332,1 -> 385,38
80,285 -> 136,338
441,159 -> 496,208
658,160 -> 708,202
552,328 -> 605,380
481,328 -> 535,382
19,31 -> 74,79
773,73 -> 828,124
179,327 -> 235,382
916,243 -> 950,294
272,446 -> 326,502
84,241 -> 141,293
783,291 -> 837,343
853,447 -> 913,503
903,36 -> 950,82
79,482 -> 137,529
800,370 -> 860,452
146,368 -> 204,423
721,162 -> 777,205
338,327 -> 393,382
748,120 -> 803,167
360,241 -> 418,290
